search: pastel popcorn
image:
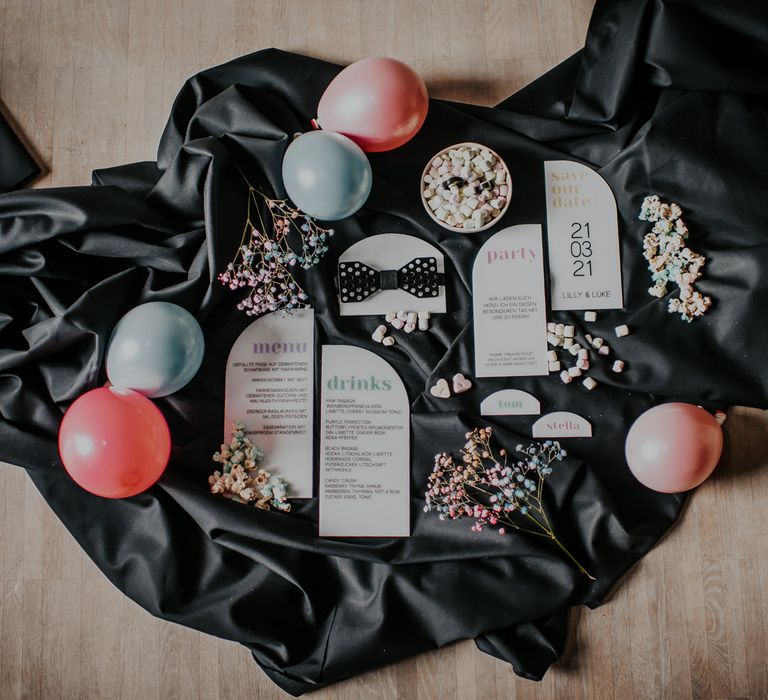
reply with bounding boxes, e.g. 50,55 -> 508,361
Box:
639,195 -> 712,322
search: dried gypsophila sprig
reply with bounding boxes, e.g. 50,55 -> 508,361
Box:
218,181 -> 334,316
209,421 -> 291,512
638,195 -> 711,322
424,427 -> 595,580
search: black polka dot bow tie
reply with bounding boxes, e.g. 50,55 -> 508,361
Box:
338,258 -> 445,303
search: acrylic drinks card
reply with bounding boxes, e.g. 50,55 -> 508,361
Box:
319,345 -> 410,537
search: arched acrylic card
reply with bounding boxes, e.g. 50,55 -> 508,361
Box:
472,225 -> 548,377
337,233 -> 446,316
224,308 -> 315,497
532,411 -> 592,438
544,160 -> 623,310
480,389 -> 541,416
319,345 -> 410,537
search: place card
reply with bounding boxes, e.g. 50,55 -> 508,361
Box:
224,308 -> 314,498
319,345 -> 410,537
480,389 -> 541,416
337,233 -> 447,316
532,411 -> 592,438
544,160 -> 623,310
473,224 -> 548,377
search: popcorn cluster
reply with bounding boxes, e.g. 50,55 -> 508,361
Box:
639,195 -> 711,322
422,144 -> 510,230
209,421 -> 291,512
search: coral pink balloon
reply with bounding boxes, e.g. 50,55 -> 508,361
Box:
58,387 -> 171,498
625,403 -> 723,493
317,57 -> 429,152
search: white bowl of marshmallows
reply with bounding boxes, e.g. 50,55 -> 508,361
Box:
420,142 -> 511,232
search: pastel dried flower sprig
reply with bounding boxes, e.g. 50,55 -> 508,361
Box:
424,427 -> 595,579
218,180 -> 334,316
209,421 -> 291,512
639,195 -> 711,322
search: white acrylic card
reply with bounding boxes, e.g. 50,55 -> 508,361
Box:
319,345 -> 410,537
480,389 -> 541,416
224,308 -> 315,498
473,224 -> 549,377
532,411 -> 592,438
544,160 -> 623,310
338,233 -> 446,316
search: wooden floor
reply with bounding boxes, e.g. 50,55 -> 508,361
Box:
2,1 -> 767,698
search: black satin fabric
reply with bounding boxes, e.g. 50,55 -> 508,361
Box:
1,0 -> 767,694
0,109 -> 39,192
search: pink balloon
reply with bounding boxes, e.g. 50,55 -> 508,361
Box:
317,57 -> 429,152
58,387 -> 171,498
625,403 -> 723,493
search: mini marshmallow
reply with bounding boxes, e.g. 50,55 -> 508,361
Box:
577,348 -> 589,360
404,322 -> 416,334
549,361 -> 562,372
396,311 -> 407,321
567,343 -> 582,356
547,322 -> 556,332
563,337 -> 574,349
598,345 -> 610,356
585,333 -> 593,345
612,360 -> 625,373
584,311 -> 597,322
555,323 -> 565,337
385,312 -> 396,322
391,318 -> 405,330
547,350 -> 559,362
382,336 -> 396,347
615,324 -> 630,337
591,337 -> 604,349
547,333 -> 563,347
372,332 -> 384,343
560,370 -> 573,384
577,358 -> 590,371
406,312 -> 417,323
568,366 -> 582,378
563,325 -> 575,338
418,318 -> 429,331
583,377 -> 598,391
418,311 -> 431,320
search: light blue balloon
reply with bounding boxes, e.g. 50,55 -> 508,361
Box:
282,131 -> 372,220
106,302 -> 205,398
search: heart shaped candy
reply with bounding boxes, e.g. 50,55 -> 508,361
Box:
452,373 -> 472,394
429,378 -> 451,399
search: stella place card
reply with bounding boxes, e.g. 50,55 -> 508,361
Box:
544,160 -> 623,310
532,411 -> 592,438
224,308 -> 315,498
337,233 -> 447,316
319,345 -> 410,537
473,224 -> 549,377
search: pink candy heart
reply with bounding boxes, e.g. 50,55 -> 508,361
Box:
452,373 -> 472,394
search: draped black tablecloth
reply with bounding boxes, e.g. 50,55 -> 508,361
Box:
0,109 -> 39,193
1,0 -> 767,694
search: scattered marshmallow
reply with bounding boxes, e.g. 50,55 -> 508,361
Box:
614,324 -> 630,338
547,350 -> 559,362
404,322 -> 416,333
385,312 -> 396,322
396,310 -> 407,321
612,360 -> 625,373
418,318 -> 429,331
391,318 -> 405,330
577,358 -> 589,371
563,337 -> 574,349
584,311 -> 597,322
382,336 -> 395,347
568,366 -> 582,378
549,360 -> 561,372
418,311 -> 431,320
715,410 -> 727,426
598,345 -> 610,356
583,377 -> 598,390
560,370 -> 573,384
567,343 -> 582,356
563,325 -> 575,338
591,337 -> 604,349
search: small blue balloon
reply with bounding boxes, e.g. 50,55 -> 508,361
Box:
282,131 -> 372,220
106,302 -> 205,398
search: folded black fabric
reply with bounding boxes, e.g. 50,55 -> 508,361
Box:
1,0 -> 767,694
0,109 -> 39,192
